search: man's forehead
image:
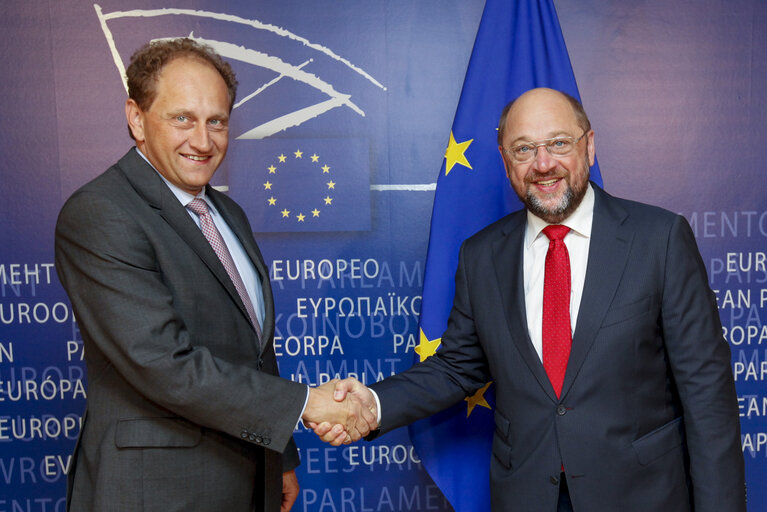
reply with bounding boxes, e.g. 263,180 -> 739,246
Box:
504,91 -> 579,139
149,58 -> 229,110
156,56 -> 215,82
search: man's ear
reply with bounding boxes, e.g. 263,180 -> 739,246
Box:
125,99 -> 145,142
586,130 -> 596,167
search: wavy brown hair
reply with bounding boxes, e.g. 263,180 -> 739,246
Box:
126,38 -> 238,113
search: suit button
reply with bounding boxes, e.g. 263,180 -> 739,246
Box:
550,475 -> 560,485
240,430 -> 249,439
255,436 -> 263,444
557,405 -> 567,416
262,437 -> 271,446
249,433 -> 257,441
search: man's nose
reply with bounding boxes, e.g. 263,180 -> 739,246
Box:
531,144 -> 556,172
189,122 -> 212,151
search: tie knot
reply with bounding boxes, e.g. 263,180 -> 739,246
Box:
186,198 -> 210,217
543,224 -> 570,242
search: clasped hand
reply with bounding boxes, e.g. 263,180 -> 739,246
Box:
301,378 -> 376,446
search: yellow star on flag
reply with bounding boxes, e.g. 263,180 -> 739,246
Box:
444,131 -> 473,176
281,209 -> 290,218
465,381 -> 493,417
294,149 -> 303,158
263,181 -> 272,190
311,154 -> 319,162
278,154 -> 287,163
268,197 -> 277,206
327,180 -> 336,189
321,164 -> 331,173
324,196 -> 333,205
297,213 -> 306,222
312,209 -> 320,217
414,328 -> 441,362
268,165 -> 277,174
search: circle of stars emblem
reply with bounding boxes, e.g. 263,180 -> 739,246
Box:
263,149 -> 336,223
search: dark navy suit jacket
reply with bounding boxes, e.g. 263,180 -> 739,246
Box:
372,184 -> 745,511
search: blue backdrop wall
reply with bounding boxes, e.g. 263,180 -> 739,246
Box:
1,1 -> 765,510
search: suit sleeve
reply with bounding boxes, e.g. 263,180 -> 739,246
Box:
661,215 -> 745,510
372,241 -> 491,433
55,189 -> 307,454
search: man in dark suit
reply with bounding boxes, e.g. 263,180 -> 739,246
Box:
316,88 -> 745,511
55,39 -> 374,512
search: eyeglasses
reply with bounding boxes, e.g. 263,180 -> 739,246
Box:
502,131 -> 588,163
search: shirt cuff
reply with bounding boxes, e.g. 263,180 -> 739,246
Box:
297,385 -> 310,429
369,388 -> 382,428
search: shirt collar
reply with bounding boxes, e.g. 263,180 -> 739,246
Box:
525,182 -> 595,248
135,147 -> 208,206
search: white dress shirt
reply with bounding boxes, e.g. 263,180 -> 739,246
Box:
524,183 -> 594,360
136,149 -> 266,327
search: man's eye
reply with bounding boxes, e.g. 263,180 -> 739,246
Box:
515,145 -> 533,154
551,139 -> 567,148
175,115 -> 189,123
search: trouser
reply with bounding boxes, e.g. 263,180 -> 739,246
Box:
557,473 -> 573,512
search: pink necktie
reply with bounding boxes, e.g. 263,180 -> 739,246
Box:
186,198 -> 262,341
542,225 -> 571,398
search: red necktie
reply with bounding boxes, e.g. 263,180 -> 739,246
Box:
186,198 -> 263,342
542,225 -> 571,398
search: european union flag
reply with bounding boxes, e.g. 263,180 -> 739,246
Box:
409,0 -> 603,510
228,138 -> 371,232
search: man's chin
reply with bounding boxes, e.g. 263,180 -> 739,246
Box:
525,191 -> 572,224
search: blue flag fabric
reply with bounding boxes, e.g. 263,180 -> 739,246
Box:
408,1 -> 602,510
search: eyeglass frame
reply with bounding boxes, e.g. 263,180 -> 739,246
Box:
500,130 -> 589,163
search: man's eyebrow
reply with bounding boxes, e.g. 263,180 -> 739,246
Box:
166,110 -> 194,118
508,131 -> 573,145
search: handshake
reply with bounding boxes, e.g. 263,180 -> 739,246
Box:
301,378 -> 376,446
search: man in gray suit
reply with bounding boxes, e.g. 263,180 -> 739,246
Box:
55,39 -> 375,512
316,88 -> 746,511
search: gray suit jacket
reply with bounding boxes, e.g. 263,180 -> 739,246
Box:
372,184 -> 745,511
55,149 -> 307,512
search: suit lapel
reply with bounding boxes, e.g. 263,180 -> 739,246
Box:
208,188 -> 275,348
561,185 -> 632,398
492,211 -> 558,400
116,149 -> 258,340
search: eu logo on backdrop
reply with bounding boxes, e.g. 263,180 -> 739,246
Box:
228,138 -> 371,232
